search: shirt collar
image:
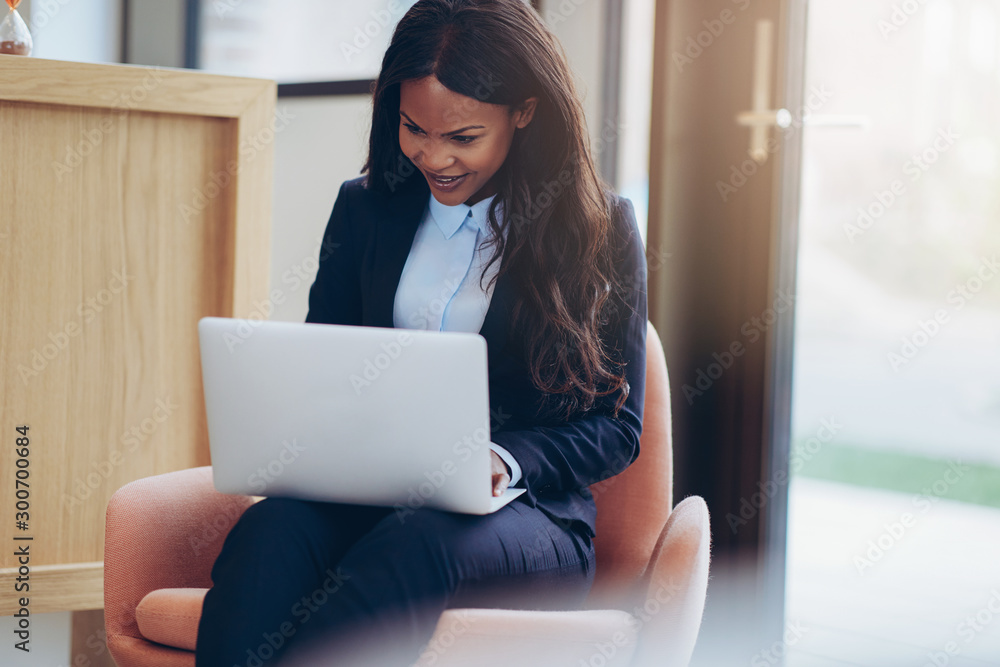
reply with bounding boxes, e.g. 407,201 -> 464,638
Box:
428,192 -> 504,239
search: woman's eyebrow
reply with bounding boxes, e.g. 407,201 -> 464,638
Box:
399,111 -> 485,135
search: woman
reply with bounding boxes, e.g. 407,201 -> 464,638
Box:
196,0 -> 647,664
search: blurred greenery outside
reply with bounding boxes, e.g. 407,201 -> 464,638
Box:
790,0 -> 1000,512
792,440 -> 1000,509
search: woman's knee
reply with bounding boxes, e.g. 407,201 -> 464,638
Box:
241,497 -> 353,533
212,498 -> 328,567
222,498 -> 303,543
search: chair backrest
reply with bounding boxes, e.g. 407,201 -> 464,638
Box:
587,320 -> 673,606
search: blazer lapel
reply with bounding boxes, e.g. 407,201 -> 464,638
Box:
369,177 -> 512,359
476,253 -> 512,359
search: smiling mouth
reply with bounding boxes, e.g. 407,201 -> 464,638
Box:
428,172 -> 469,186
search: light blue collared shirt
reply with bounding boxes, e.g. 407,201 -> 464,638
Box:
392,192 -> 522,488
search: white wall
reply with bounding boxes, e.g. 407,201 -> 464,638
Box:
269,95 -> 374,323
25,0 -> 122,64
538,0 -> 607,169
618,0 -> 654,243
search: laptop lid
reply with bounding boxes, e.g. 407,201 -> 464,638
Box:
197,317 -> 522,514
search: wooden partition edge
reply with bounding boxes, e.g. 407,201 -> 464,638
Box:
0,54 -> 273,118
230,83 -> 277,316
0,561 -> 103,614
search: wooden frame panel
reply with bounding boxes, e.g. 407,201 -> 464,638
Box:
0,54 -> 276,614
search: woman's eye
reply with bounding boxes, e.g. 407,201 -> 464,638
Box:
403,124 -> 475,144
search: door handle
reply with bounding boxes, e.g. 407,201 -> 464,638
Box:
737,110 -> 871,128
735,20 -> 869,163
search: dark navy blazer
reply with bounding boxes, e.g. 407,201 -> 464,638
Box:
305,174 -> 648,538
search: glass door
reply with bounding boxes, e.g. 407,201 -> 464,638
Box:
786,0 -> 1000,663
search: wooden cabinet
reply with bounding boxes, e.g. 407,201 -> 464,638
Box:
0,55 -> 275,614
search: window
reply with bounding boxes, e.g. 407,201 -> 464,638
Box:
199,0 -> 419,82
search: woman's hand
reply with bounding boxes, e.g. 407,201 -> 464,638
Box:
490,450 -> 511,497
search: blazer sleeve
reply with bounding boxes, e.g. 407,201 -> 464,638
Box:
305,180 -> 363,327
490,197 -> 648,495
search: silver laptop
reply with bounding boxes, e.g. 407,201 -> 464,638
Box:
197,317 -> 524,515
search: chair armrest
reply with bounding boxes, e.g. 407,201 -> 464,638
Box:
104,466 -> 255,646
632,495 -> 711,667
135,587 -> 208,652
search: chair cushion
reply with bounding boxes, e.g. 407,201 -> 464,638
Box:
419,608 -> 638,667
135,588 -> 208,652
132,588 -> 640,665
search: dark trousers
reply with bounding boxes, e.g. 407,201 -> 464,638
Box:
195,496 -> 595,667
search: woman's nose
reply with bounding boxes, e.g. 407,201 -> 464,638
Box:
421,141 -> 456,172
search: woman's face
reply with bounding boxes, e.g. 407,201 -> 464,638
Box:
399,75 -> 536,207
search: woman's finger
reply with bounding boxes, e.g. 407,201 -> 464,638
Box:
492,471 -> 510,497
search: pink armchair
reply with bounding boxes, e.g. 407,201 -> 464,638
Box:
104,321 -> 711,666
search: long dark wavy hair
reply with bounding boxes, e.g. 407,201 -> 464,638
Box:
362,0 -> 632,423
